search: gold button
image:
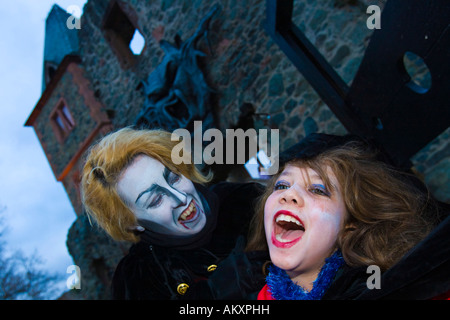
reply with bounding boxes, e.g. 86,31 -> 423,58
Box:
207,264 -> 217,272
177,283 -> 189,295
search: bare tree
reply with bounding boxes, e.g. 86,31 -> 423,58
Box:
0,206 -> 62,300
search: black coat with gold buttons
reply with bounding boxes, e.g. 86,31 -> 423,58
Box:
111,182 -> 270,300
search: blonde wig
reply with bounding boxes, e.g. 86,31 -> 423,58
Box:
246,141 -> 437,271
81,127 -> 211,243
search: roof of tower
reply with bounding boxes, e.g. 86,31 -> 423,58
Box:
42,4 -> 80,91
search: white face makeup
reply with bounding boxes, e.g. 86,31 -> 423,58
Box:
264,164 -> 347,288
116,155 -> 206,236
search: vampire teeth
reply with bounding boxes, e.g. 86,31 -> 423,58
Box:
179,200 -> 197,221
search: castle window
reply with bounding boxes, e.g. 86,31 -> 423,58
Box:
50,99 -> 75,143
103,1 -> 145,68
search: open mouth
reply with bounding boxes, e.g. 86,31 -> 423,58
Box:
178,199 -> 199,228
272,210 -> 305,248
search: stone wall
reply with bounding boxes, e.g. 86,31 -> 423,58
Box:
76,0 -> 379,157
34,70 -> 97,178
63,215 -> 129,299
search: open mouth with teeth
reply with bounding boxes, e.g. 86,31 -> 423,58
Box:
178,199 -> 199,229
272,210 -> 305,248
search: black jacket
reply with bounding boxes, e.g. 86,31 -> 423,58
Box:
111,182 -> 269,300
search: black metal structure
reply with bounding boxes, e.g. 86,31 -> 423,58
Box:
265,0 -> 450,167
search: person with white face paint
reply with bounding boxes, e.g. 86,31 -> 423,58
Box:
246,133 -> 446,300
116,155 -> 207,237
81,128 -> 268,299
262,165 -> 347,297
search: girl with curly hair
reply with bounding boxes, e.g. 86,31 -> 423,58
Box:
246,133 -> 446,300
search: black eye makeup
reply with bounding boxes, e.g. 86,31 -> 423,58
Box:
168,172 -> 181,185
164,167 -> 182,185
137,168 -> 180,209
147,193 -> 163,209
143,169 -> 184,210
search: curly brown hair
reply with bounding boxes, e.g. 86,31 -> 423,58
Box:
246,141 -> 438,271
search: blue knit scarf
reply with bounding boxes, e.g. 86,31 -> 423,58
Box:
266,250 -> 344,300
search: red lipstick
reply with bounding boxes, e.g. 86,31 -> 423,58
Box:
271,210 -> 305,248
